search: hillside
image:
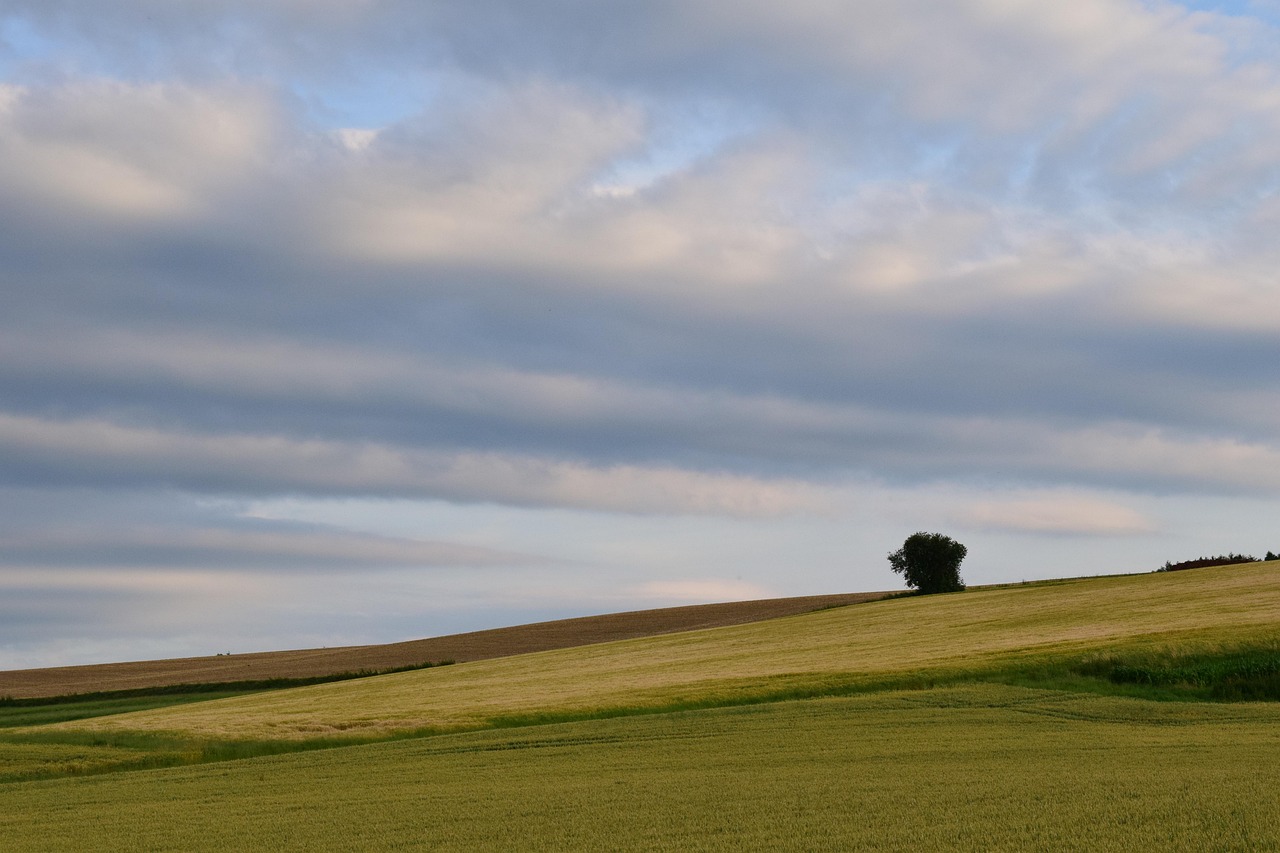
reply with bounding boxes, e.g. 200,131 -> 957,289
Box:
0,591 -> 887,699
9,685 -> 1280,852
6,562 -> 1280,852
50,561 -> 1280,741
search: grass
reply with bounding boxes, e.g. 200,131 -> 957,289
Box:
1075,645 -> 1280,700
3,685 -> 1280,851
0,691 -> 269,729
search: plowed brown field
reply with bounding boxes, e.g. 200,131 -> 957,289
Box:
0,592 -> 889,699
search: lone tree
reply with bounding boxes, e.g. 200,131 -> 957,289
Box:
888,532 -> 967,594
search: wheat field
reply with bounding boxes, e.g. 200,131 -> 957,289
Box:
5,563 -> 1280,851
44,563 -> 1280,741
4,684 -> 1280,851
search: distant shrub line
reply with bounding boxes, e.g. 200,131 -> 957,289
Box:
1157,552 -> 1279,572
0,660 -> 454,708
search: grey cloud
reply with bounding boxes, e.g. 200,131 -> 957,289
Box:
0,526 -> 546,571
0,413 -> 830,515
0,585 -> 152,646
2,215 -> 1279,500
1,398 -> 1277,506
4,1 -> 1280,667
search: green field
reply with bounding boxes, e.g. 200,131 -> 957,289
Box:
3,563 -> 1280,850
4,686 -> 1280,851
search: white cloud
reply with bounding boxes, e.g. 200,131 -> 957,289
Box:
326,83 -> 648,264
956,493 -> 1156,535
0,80 -> 278,220
629,578 -> 776,603
334,127 -> 379,151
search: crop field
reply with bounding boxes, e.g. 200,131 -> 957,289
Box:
40,561 -> 1280,741
3,684 -> 1280,851
0,592 -> 886,699
2,562 -> 1280,850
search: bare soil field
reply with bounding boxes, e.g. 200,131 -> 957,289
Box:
0,592 -> 888,699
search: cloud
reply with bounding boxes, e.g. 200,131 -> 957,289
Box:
1049,425 -> 1280,495
3,312 -> 1279,500
956,494 -> 1157,536
3,0 -> 1280,665
0,413 -> 828,517
0,526 -> 541,570
325,82 -> 649,264
10,1 -> 1280,200
0,80 -> 277,221
629,579 -> 776,603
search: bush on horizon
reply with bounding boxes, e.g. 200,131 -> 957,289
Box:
887,532 -> 967,595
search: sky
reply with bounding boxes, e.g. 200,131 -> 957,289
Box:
2,0 -> 1279,669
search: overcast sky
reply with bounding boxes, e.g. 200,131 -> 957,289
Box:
2,0 -> 1279,668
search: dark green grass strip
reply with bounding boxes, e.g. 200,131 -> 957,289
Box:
0,660 -> 455,728
0,691 -> 274,729
6,646 -> 1280,785
1079,648 -> 1280,700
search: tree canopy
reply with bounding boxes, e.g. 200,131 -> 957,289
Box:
888,532 -> 967,595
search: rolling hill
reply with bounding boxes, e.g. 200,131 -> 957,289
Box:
45,561 -> 1280,741
4,562 -> 1280,851
0,591 -> 887,699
